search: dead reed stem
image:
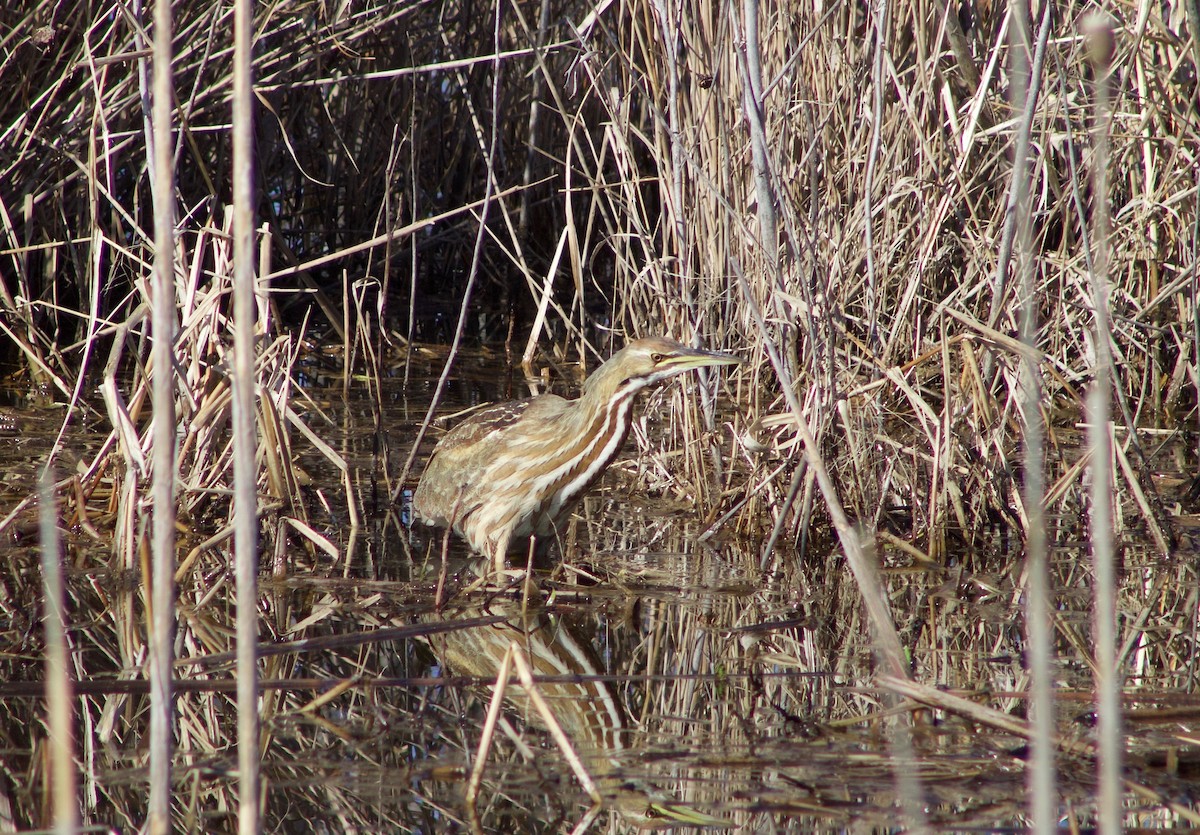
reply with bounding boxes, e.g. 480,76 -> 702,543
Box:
1085,15 -> 1120,835
1011,5 -> 1055,831
147,0 -> 178,830
38,469 -> 77,834
231,0 -> 260,829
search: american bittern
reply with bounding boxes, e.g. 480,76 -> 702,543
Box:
412,336 -> 740,569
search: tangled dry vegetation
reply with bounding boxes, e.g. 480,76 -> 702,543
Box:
1,0 -> 1199,830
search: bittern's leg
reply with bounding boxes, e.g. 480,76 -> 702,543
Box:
524,536 -> 538,574
434,525 -> 451,611
492,530 -> 510,575
521,536 -> 538,610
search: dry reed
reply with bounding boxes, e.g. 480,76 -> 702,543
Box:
230,0 -> 260,831
1085,13 -> 1121,835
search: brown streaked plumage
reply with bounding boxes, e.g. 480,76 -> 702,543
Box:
412,337 -> 740,570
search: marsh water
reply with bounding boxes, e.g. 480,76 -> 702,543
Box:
2,348 -> 1200,833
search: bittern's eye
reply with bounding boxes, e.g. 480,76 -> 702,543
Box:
650,352 -> 664,363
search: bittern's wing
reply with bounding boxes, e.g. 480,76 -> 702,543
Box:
413,395 -> 567,526
432,400 -> 535,455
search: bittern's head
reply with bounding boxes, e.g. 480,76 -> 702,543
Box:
585,337 -> 742,398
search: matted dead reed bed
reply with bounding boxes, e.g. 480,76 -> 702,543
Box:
2,0 -> 1200,831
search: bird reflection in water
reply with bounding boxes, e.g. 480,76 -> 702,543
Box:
420,578 -> 731,831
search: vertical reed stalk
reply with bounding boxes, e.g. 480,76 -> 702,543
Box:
1085,15 -> 1121,833
1012,4 -> 1054,831
1195,191 -> 1200,490
649,0 -> 694,319
39,469 -> 77,834
733,0 -> 778,269
862,0 -> 887,351
231,0 -> 260,830
147,0 -> 178,830
984,5 -> 1054,334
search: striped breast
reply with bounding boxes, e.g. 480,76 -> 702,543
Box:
520,376 -> 648,537
455,376 -> 647,552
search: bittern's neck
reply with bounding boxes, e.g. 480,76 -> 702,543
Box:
575,352 -> 650,422
533,361 -> 651,522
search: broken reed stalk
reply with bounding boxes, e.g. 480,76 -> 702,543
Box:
1085,15 -> 1121,834
732,258 -> 907,677
147,0 -> 178,830
231,0 -> 260,829
734,0 -> 925,825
